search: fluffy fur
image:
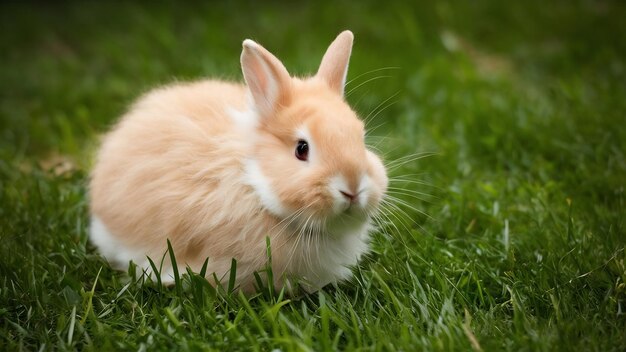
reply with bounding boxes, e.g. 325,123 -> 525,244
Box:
89,30 -> 388,293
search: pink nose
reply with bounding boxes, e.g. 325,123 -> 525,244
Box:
340,190 -> 357,203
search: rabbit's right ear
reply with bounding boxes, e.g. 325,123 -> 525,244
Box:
241,39 -> 291,118
317,30 -> 354,97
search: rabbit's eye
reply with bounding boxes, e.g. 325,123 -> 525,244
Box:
295,140 -> 309,161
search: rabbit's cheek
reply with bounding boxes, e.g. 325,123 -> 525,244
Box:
243,158 -> 290,218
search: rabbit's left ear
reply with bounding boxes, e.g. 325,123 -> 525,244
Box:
241,39 -> 291,118
317,30 -> 354,97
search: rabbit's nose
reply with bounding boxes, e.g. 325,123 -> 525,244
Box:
340,190 -> 357,203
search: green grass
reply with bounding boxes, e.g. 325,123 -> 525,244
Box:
1,1 -> 625,350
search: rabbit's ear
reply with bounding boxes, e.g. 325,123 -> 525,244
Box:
241,39 -> 291,117
317,30 -> 354,97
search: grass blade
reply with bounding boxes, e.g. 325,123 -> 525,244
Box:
167,239 -> 182,297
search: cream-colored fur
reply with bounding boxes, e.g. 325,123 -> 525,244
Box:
89,31 -> 388,293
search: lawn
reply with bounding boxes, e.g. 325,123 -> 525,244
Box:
1,1 -> 625,351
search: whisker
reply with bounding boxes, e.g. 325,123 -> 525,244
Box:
364,100 -> 401,131
376,204 -> 415,252
363,91 -> 401,125
270,207 -> 308,249
304,214 -> 318,277
383,195 -> 434,221
375,204 -> 406,240
386,152 -> 438,171
369,214 -> 388,237
388,172 -> 430,179
345,66 -> 401,87
366,133 -> 402,160
386,151 -> 437,165
352,89 -> 372,116
386,187 -> 439,200
285,216 -> 307,275
380,198 -> 431,236
388,178 -> 438,189
364,134 -> 399,142
345,75 -> 393,97
365,143 -> 385,156
365,120 -> 389,136
386,191 -> 437,205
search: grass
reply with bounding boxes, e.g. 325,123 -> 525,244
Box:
1,1 -> 625,350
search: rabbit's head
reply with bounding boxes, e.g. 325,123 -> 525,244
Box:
241,31 -> 388,231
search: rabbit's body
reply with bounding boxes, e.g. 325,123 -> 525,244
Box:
90,31 -> 387,293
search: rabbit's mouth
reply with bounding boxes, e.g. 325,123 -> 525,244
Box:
283,204 -> 370,236
320,207 -> 370,232
338,201 -> 369,218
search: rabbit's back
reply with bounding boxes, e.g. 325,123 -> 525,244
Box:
89,80 -> 268,280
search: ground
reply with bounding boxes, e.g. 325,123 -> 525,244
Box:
1,1 -> 625,351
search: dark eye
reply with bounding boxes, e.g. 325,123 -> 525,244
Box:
295,140 -> 309,161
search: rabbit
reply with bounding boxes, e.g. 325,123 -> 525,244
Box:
89,30 -> 388,294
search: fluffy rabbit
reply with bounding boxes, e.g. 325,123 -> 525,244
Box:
89,30 -> 388,293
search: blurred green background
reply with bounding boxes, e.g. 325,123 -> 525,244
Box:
1,1 -> 625,350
